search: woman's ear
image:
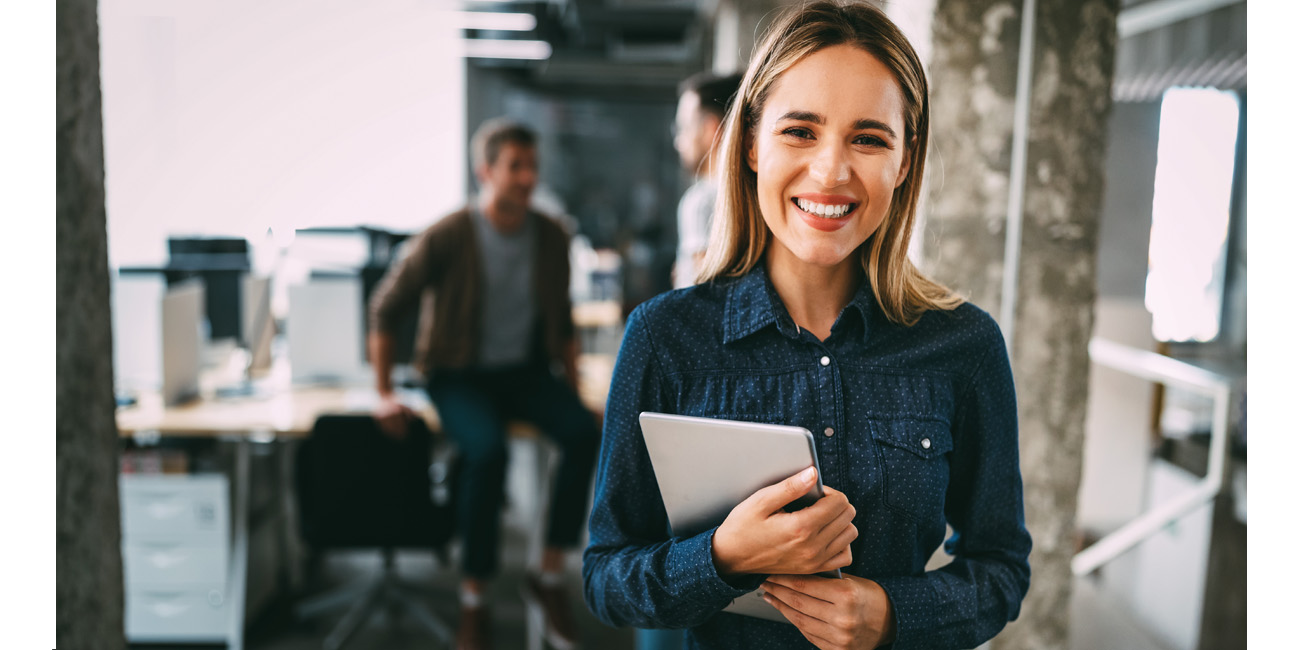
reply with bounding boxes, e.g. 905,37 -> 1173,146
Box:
745,130 -> 758,172
894,136 -> 916,188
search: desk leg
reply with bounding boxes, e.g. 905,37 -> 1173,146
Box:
226,436 -> 250,650
279,439 -> 304,593
526,441 -> 559,650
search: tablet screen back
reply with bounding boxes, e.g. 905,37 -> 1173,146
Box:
639,412 -> 839,623
638,412 -> 824,538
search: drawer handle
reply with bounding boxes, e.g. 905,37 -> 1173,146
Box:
145,502 -> 187,520
149,601 -> 191,618
146,550 -> 189,569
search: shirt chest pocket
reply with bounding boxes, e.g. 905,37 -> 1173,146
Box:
868,418 -> 954,524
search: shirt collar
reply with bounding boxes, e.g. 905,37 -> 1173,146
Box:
722,263 -> 878,345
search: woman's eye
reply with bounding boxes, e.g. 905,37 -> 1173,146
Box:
854,135 -> 889,147
780,127 -> 814,139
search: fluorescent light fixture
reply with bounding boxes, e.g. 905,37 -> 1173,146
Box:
445,10 -> 537,32
461,38 -> 552,60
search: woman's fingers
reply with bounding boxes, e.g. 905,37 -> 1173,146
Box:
747,466 -> 819,514
761,581 -> 841,648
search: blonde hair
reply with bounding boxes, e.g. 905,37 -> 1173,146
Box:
697,0 -> 962,326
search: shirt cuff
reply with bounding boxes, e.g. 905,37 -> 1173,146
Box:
872,574 -> 941,650
665,527 -> 767,610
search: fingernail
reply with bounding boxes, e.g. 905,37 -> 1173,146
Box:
800,466 -> 816,483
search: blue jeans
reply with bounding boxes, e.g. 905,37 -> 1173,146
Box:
427,362 -> 600,579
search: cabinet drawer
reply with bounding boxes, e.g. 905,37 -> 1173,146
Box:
120,474 -> 229,539
123,540 -> 228,585
125,584 -> 229,642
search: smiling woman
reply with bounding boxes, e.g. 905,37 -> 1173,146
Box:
744,44 -> 914,335
583,2 -> 1032,650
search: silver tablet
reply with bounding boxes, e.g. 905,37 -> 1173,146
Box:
638,412 -> 842,623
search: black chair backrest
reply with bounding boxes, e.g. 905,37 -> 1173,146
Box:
296,414 -> 454,550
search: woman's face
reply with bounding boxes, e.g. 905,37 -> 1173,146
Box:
747,44 -> 912,274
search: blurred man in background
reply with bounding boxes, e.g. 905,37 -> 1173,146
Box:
671,71 -> 744,289
369,118 -> 598,650
634,71 -> 744,650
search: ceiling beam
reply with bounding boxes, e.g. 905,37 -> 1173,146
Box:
1117,0 -> 1244,38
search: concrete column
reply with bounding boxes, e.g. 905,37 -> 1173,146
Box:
57,0 -> 126,646
922,1 -> 1119,649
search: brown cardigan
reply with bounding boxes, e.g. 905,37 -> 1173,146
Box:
368,207 -> 575,374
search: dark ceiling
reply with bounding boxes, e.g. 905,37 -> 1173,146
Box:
461,0 -> 714,92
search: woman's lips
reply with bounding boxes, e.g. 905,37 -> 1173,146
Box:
791,197 -> 857,231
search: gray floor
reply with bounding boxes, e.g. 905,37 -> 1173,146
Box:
236,434 -> 1175,650
241,544 -> 1175,650
245,526 -> 631,650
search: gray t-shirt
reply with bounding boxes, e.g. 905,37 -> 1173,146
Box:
674,178 -> 717,289
472,209 -> 537,368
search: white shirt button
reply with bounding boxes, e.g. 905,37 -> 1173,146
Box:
824,427 -> 834,437
921,438 -> 932,449
820,356 -> 830,366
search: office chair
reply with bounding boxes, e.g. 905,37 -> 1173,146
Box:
294,414 -> 456,650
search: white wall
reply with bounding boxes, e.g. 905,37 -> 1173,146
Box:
98,0 -> 467,267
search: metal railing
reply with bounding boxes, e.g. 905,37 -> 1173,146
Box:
1070,337 -> 1235,576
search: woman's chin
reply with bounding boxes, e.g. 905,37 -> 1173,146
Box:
787,247 -> 858,271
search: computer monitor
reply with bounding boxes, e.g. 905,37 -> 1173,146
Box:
287,275 -> 367,385
111,270 -> 203,405
242,275 -> 274,374
161,280 -> 204,405
292,226 -> 419,368
166,236 -> 251,342
113,271 -> 167,396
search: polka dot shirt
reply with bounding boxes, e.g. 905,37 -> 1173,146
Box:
582,265 -> 1032,649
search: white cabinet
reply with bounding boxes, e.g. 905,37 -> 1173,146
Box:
120,474 -> 231,643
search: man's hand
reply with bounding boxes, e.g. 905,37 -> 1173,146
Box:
711,468 -> 857,577
760,574 -> 896,650
373,393 -> 415,440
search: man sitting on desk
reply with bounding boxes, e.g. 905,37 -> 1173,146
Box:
368,118 -> 599,650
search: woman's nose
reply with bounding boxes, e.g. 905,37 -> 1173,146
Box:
809,143 -> 850,187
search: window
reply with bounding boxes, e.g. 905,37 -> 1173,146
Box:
1144,87 -> 1240,342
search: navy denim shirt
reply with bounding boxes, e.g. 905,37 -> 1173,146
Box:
583,265 -> 1031,649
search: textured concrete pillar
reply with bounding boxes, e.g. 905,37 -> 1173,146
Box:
57,0 -> 126,646
922,1 -> 1118,649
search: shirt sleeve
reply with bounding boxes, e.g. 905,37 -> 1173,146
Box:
368,225 -> 441,335
582,304 -> 761,629
873,323 -> 1033,649
677,182 -> 715,257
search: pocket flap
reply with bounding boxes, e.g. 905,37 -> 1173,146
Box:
869,419 -> 953,459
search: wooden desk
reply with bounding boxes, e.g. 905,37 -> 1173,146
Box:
118,353 -> 613,438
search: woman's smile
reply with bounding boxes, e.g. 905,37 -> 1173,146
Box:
791,194 -> 859,231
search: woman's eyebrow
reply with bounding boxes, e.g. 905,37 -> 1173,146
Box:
852,118 -> 897,138
776,110 -> 897,139
778,109 -> 824,124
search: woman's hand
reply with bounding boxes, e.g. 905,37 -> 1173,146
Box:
711,467 -> 857,577
760,574 -> 896,650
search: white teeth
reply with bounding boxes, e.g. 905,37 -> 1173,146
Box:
795,198 -> 852,217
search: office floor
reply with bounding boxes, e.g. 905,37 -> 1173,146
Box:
232,407 -> 1172,650
239,541 -> 1174,650
244,524 -> 631,650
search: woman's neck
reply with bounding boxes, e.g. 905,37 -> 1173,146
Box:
764,248 -> 862,342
